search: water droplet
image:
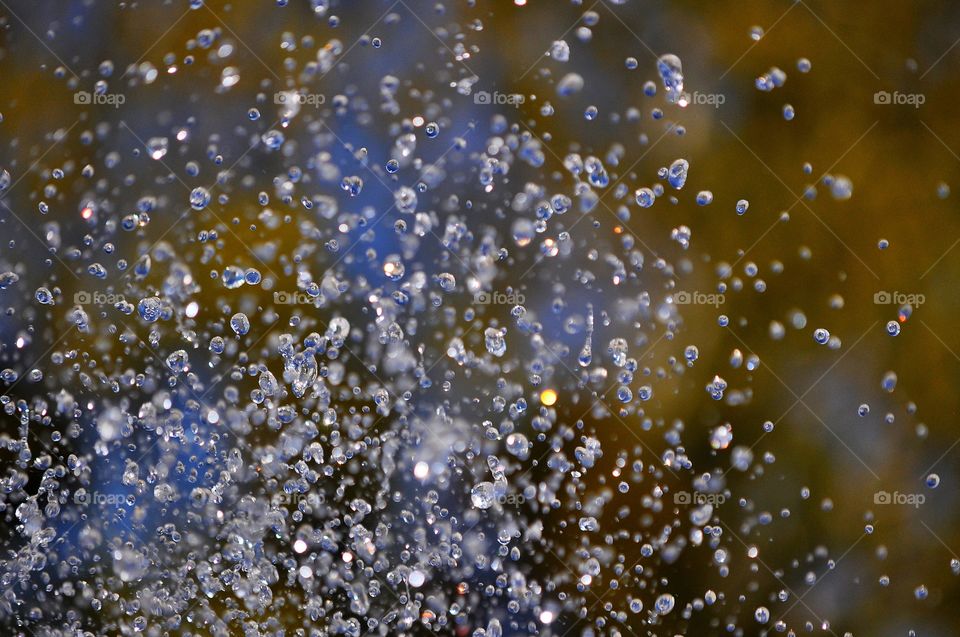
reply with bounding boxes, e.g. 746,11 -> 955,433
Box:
657,54 -> 684,104
471,482 -> 496,509
190,187 -> 211,210
668,158 -> 689,189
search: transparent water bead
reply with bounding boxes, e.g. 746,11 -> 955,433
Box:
484,327 -> 507,357
190,186 -> 211,210
635,186 -> 656,207
549,40 -> 570,62
668,158 -> 689,189
655,593 -> 676,615
230,312 -> 250,335
657,54 -> 684,104
755,606 -> 770,623
471,482 -> 496,509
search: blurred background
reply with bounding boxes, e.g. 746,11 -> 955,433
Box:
0,0 -> 959,634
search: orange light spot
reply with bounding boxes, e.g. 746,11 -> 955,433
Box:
540,389 -> 557,406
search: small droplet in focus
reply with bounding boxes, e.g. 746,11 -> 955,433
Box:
190,187 -> 211,210
667,158 -> 689,189
656,54 -> 684,104
654,593 -> 675,615
471,482 -> 496,509
635,187 -> 656,208
230,312 -> 250,336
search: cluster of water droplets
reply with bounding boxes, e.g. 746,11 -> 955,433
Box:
0,2 -> 939,636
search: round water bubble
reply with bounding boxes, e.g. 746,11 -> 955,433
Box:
471,482 -> 496,509
654,593 -> 675,615
190,187 -> 211,210
755,607 -> 770,624
230,312 -> 250,336
635,187 -> 655,208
